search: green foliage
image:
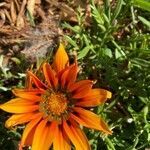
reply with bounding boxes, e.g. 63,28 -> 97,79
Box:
62,0 -> 150,149
132,0 -> 150,12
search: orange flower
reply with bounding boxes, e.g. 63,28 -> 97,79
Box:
0,44 -> 112,150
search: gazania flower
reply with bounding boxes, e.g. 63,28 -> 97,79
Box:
0,44 -> 112,150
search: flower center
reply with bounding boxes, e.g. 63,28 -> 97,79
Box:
39,90 -> 68,122
47,92 -> 67,115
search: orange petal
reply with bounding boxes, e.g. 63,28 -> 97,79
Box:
53,43 -> 69,73
66,63 -> 78,89
22,125 -> 36,147
12,89 -> 42,102
42,122 -> 57,150
75,89 -> 112,107
32,119 -> 48,150
69,80 -> 93,92
25,72 -> 32,89
21,114 -> 42,147
60,66 -> 70,88
71,107 -> 112,134
60,63 -> 77,89
5,112 -> 42,128
13,88 -> 44,95
53,125 -> 71,150
42,63 -> 58,88
63,120 -> 90,150
0,98 -> 39,113
70,80 -> 93,99
27,71 -> 47,89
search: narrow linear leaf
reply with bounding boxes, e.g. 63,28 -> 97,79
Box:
111,0 -> 124,23
105,137 -> 116,150
64,35 -> 79,48
78,46 -> 91,59
138,16 -> 150,28
63,23 -> 81,33
104,0 -> 111,20
133,0 -> 150,12
83,34 -> 90,46
91,4 -> 104,25
131,58 -> 150,68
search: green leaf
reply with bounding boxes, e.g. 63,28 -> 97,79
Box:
78,46 -> 91,59
115,48 -> 126,59
111,0 -> 124,23
64,35 -> 79,48
131,58 -> 150,68
102,48 -> 113,58
104,0 -> 111,20
112,40 -> 126,59
11,57 -> 21,64
83,34 -> 90,46
91,1 -> 106,31
142,106 -> 148,122
105,137 -> 116,150
62,23 -> 81,33
103,13 -> 110,24
133,0 -> 150,12
91,4 -> 104,25
138,16 -> 150,28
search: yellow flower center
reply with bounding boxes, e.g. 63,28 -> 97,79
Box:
47,92 -> 67,115
39,90 -> 68,122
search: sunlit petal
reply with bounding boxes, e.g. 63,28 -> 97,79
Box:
32,119 -> 48,150
43,122 -> 57,150
21,114 -> 42,147
70,80 -> 93,99
5,112 -> 42,128
72,107 -> 112,134
53,43 -> 69,73
75,89 -> 112,107
21,125 -> 36,147
0,98 -> 39,113
12,89 -> 43,102
53,124 -> 71,150
69,80 -> 93,92
63,120 -> 90,150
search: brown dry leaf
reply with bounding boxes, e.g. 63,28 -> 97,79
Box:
0,2 -> 7,7
14,0 -> 21,12
70,0 -> 87,8
16,0 -> 27,28
4,9 -> 12,24
0,10 -> 6,27
36,7 -> 46,20
59,3 -> 77,22
10,1 -> 17,24
46,0 -> 77,22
